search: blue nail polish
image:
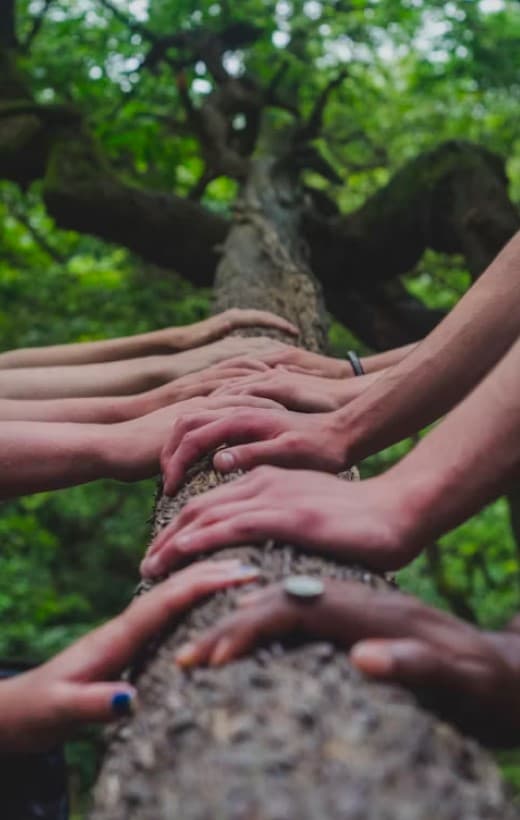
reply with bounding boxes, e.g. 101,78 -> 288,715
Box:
111,691 -> 134,717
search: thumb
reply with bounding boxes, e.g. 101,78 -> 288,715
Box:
350,639 -> 444,686
59,682 -> 138,726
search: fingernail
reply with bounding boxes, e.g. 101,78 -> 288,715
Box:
350,643 -> 394,676
141,555 -> 161,577
175,643 -> 197,667
233,564 -> 259,578
210,637 -> 233,666
111,691 -> 137,717
215,451 -> 235,471
176,534 -> 192,550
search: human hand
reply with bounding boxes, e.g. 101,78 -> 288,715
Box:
106,394 -> 286,483
0,560 -> 259,755
141,468 -> 410,578
170,336 -> 297,377
146,359 -> 272,412
174,578 -> 520,745
168,309 -> 298,350
160,404 -> 350,495
213,370 -> 358,412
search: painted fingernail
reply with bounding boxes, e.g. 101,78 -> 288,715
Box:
175,643 -> 197,667
215,451 -> 235,471
111,691 -> 137,717
350,643 -> 394,676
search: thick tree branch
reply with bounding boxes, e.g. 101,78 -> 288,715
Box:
308,140 -> 520,347
0,101 -> 227,282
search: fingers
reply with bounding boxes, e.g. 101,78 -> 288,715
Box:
47,560 -> 260,682
350,639 -> 446,683
213,436 -> 299,474
141,510 -> 279,578
55,681 -> 138,726
224,309 -> 298,337
162,410 -> 280,494
211,357 -> 271,373
175,590 -> 298,668
349,638 -> 499,701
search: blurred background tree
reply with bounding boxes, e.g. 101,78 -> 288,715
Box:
1,0 -> 520,811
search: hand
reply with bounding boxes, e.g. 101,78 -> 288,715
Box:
174,578 -> 520,745
169,309 -> 298,350
106,394 -> 286,483
170,336 -> 298,378
263,347 -> 351,378
145,360 -> 271,412
141,468 -> 410,578
0,560 -> 259,755
213,370 -> 357,412
160,404 -> 351,495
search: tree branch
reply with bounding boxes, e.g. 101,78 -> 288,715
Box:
21,0 -> 54,53
308,140 -> 520,346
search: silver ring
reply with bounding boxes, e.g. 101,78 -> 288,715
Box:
284,575 -> 324,602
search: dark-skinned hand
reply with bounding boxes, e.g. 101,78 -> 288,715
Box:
175,579 -> 520,746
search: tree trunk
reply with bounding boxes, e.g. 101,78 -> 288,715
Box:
90,152 -> 517,820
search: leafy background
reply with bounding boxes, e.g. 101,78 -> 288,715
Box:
2,0 -> 520,813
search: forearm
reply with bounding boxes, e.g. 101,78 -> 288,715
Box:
340,231 -> 520,461
0,355 -> 172,399
360,343 -> 417,374
0,393 -> 155,424
388,335 -> 520,551
0,328 -> 177,369
0,421 -> 117,497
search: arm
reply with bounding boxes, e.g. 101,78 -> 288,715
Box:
0,394 -> 282,498
0,360 -> 271,423
148,335 -> 520,576
360,342 -> 417,374
0,561 -> 258,755
175,580 -> 520,746
0,309 -> 297,369
342,230 -> 520,462
0,336 -> 288,399
157,230 -> 520,485
213,368 -> 384,412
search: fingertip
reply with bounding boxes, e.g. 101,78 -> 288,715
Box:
210,637 -> 234,666
111,689 -> 138,718
175,642 -> 199,668
214,451 -> 235,472
350,641 -> 395,677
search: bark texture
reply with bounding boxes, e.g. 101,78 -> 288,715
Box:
91,155 -> 517,820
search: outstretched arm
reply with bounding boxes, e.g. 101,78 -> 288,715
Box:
0,394 -> 282,499
342,230 -> 520,462
0,336 -> 287,400
0,361 -> 270,423
0,309 -> 297,369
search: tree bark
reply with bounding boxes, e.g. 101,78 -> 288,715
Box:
90,149 -> 517,820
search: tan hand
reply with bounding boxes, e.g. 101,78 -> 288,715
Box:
141,468 -> 409,578
159,405 -> 350,495
0,560 -> 258,755
172,309 -> 298,350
